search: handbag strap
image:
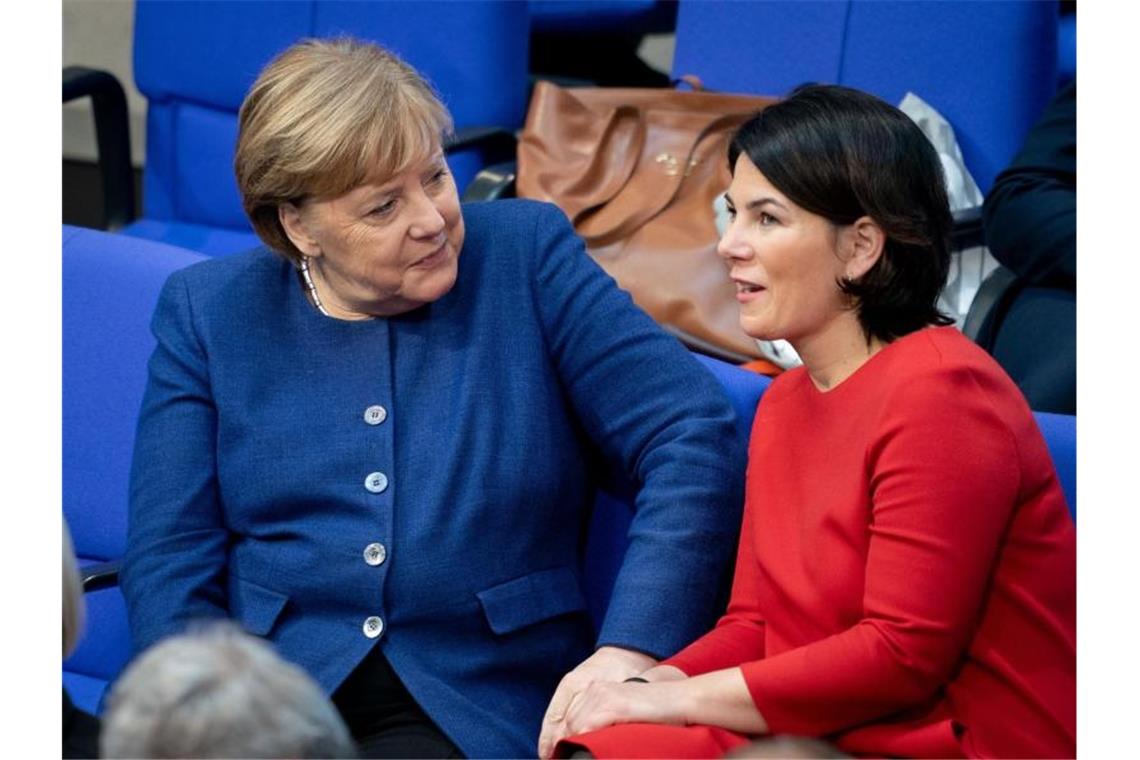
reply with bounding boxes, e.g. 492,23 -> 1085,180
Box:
577,110 -> 753,248
561,104 -> 647,218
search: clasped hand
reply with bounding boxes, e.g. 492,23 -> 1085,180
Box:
537,647 -> 686,758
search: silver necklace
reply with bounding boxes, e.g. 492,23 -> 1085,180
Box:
297,256 -> 331,317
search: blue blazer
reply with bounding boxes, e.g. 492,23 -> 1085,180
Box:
122,200 -> 745,758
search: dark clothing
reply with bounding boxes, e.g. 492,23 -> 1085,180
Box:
984,82 -> 1076,289
333,646 -> 463,759
982,82 -> 1076,413
63,689 -> 100,760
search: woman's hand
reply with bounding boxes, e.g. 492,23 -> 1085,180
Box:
564,679 -> 689,738
537,646 -> 658,758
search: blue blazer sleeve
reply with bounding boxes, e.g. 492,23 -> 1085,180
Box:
122,269 -> 230,651
528,202 -> 746,657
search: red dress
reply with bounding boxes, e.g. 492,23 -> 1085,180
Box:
564,327 -> 1076,758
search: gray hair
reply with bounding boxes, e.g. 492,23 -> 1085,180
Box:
100,622 -> 357,758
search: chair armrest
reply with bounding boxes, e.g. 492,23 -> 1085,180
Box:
461,160 -> 518,202
80,560 -> 121,593
63,66 -> 137,230
444,126 -> 517,163
951,205 -> 984,251
962,264 -> 1022,349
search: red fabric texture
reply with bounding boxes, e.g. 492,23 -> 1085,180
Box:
567,327 -> 1075,759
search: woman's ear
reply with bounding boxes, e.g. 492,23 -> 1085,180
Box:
844,216 -> 885,281
278,202 -> 321,258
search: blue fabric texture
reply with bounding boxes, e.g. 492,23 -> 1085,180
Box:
121,199 -> 746,758
132,0 -> 529,237
671,0 -> 1058,194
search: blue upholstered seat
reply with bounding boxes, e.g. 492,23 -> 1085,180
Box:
121,0 -> 529,256
1034,411 -> 1077,520
671,0 -> 1058,194
63,225 -> 208,713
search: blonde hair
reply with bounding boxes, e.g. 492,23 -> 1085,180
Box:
63,521 -> 85,658
235,37 -> 454,263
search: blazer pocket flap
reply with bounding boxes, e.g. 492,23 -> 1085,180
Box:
477,566 -> 587,635
229,575 -> 289,636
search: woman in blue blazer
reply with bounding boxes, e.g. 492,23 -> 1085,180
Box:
121,38 -> 745,759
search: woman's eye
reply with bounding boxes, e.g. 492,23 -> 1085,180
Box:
725,205 -> 737,219
758,212 -> 776,226
427,168 -> 449,186
368,200 -> 397,217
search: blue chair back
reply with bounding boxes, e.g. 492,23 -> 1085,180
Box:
63,225 -> 207,713
672,0 -> 1058,194
529,0 -> 675,34
1033,411 -> 1076,520
582,355 -> 770,628
125,0 -> 529,256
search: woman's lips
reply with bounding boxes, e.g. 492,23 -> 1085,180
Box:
412,242 -> 449,269
734,280 -> 766,303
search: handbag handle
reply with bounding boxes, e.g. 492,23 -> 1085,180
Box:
577,111 -> 753,248
562,104 -> 647,221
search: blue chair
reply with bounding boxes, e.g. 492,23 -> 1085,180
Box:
63,225 -> 207,713
529,0 -> 675,35
1057,11 -> 1076,88
528,1 -> 677,87
70,0 -> 529,256
1034,411 -> 1076,520
672,0 -> 1058,195
582,356 -> 770,628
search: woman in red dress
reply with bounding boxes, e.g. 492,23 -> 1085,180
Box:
544,85 -> 1076,759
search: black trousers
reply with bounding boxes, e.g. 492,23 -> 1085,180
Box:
332,646 -> 463,759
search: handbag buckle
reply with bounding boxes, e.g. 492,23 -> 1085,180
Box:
655,152 -> 701,177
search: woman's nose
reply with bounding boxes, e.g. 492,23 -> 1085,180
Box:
716,223 -> 752,262
409,191 -> 446,239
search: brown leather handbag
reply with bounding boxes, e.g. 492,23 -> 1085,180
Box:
517,80 -> 776,362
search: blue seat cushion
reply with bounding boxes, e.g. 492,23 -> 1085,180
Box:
64,582 -> 134,712
121,218 -> 263,258
64,671 -> 110,717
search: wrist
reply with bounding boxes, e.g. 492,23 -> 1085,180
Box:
659,679 -> 698,726
640,664 -> 688,683
596,645 -> 657,671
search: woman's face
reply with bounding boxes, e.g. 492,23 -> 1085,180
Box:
283,150 -> 465,318
718,154 -> 855,345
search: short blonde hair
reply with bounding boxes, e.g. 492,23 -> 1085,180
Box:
235,37 -> 454,263
63,521 -> 85,658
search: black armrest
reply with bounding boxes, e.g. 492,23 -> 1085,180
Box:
80,560 -> 121,593
63,66 -> 137,230
951,205 -> 984,251
444,126 -> 517,165
461,160 -> 517,202
962,265 -> 1023,349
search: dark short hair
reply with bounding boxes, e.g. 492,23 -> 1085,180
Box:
728,84 -> 954,343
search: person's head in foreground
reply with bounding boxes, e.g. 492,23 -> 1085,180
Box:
720,83 -> 954,364
236,36 -> 462,320
100,623 -> 356,759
